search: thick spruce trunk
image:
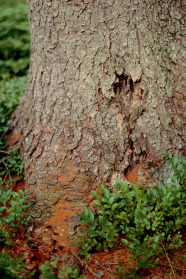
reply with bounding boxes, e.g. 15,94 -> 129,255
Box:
11,0 -> 185,241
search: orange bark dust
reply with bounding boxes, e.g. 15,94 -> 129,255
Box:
44,158 -> 98,248
47,200 -> 77,247
6,131 -> 21,147
15,179 -> 25,192
57,163 -> 77,185
125,163 -> 140,184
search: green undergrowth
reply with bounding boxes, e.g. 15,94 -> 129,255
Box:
0,71 -> 27,182
0,77 -> 27,251
0,75 -> 27,149
0,251 -> 29,279
0,250 -> 85,279
0,180 -> 30,246
0,0 -> 30,79
39,260 -> 86,279
77,152 -> 186,277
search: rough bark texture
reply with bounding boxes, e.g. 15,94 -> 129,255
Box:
11,0 -> 185,239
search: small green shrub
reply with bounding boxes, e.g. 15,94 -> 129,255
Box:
39,260 -> 60,279
0,182 -> 30,246
77,154 -> 186,274
0,149 -> 24,180
59,265 -> 86,279
115,263 -> 140,279
164,151 -> 186,186
39,260 -> 86,279
0,251 -> 27,279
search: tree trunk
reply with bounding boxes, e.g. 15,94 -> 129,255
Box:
11,0 -> 185,242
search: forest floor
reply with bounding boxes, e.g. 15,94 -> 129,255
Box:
2,178 -> 185,279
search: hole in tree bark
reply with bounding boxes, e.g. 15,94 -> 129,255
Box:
113,73 -> 135,94
129,78 -> 134,91
113,73 -> 128,94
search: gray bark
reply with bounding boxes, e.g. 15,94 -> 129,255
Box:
11,0 -> 185,237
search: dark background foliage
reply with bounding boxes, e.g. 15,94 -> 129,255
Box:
0,0 -> 30,79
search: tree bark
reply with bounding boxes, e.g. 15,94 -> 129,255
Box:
11,0 -> 185,241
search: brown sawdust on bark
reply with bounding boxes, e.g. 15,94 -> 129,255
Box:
125,163 -> 140,184
47,199 -> 77,247
58,163 -> 77,184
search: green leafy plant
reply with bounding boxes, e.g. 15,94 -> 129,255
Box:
0,182 -> 30,246
115,262 -> 140,279
0,251 -> 28,279
39,259 -> 60,279
163,151 -> 186,186
0,149 -> 24,180
59,265 -> 86,279
77,154 -> 186,276
39,260 -> 86,279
